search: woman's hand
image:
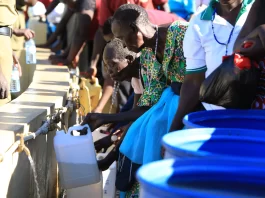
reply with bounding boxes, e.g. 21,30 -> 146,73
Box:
81,113 -> 106,131
238,25 -> 265,58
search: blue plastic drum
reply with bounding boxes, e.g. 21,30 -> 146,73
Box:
183,110 -> 265,129
137,158 -> 265,198
162,128 -> 265,160
162,128 -> 265,159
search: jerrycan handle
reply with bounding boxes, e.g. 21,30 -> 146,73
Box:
67,124 -> 91,136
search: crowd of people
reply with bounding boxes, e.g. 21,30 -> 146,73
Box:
1,0 -> 265,197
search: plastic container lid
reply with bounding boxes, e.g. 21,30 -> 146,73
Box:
56,130 -> 65,135
137,158 -> 265,198
162,128 -> 265,157
183,110 -> 265,130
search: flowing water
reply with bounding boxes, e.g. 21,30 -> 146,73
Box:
28,156 -> 40,198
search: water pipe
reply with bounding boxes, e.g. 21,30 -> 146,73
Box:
0,100 -> 74,163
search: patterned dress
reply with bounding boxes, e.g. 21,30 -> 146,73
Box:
125,20 -> 188,198
138,20 -> 188,107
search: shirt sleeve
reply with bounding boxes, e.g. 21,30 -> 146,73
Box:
184,16 -> 207,74
98,0 -> 112,27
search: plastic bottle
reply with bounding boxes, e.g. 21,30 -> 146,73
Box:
25,39 -> 36,64
10,66 -> 20,93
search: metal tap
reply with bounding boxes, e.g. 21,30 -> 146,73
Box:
16,133 -> 31,156
0,154 -> 3,163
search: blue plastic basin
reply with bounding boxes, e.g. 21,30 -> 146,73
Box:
137,158 -> 265,198
162,128 -> 265,159
183,110 -> 265,130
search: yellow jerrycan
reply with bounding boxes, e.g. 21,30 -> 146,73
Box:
78,77 -> 102,116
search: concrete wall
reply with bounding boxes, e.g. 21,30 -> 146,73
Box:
0,48 -> 70,198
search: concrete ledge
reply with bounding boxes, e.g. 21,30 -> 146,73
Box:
0,48 -> 70,198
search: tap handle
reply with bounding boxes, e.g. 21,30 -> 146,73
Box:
16,133 -> 25,146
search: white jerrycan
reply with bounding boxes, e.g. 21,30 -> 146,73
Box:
66,154 -> 117,198
54,125 -> 100,189
66,175 -> 103,198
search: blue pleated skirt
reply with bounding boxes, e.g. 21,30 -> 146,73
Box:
119,87 -> 180,165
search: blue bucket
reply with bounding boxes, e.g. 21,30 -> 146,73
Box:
183,110 -> 265,129
162,128 -> 265,160
162,128 -> 265,159
137,158 -> 265,198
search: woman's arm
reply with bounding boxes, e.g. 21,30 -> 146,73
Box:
66,10 -> 94,63
170,14 -> 206,131
82,106 -> 150,131
170,73 -> 205,131
234,0 -> 265,53
88,28 -> 106,77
